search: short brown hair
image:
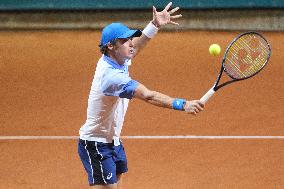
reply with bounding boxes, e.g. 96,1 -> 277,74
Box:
99,40 -> 117,55
100,45 -> 109,55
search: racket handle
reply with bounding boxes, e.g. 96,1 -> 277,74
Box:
200,87 -> 215,103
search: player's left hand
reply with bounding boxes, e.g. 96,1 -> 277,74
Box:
152,2 -> 182,28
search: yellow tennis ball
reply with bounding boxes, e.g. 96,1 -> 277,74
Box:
209,44 -> 221,56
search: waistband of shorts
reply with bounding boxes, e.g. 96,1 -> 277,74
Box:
79,136 -> 120,145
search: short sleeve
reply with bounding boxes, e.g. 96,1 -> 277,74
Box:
101,69 -> 139,99
119,80 -> 139,99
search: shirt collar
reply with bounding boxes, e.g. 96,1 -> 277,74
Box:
103,55 -> 125,70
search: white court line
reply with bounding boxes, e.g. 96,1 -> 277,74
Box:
123,136 -> 284,139
0,135 -> 284,140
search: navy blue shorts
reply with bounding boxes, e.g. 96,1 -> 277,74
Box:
78,139 -> 128,186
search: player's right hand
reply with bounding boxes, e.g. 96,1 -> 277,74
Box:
184,100 -> 204,115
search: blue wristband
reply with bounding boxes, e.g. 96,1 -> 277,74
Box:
172,98 -> 186,111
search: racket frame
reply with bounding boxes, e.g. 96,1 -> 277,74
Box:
200,31 -> 271,103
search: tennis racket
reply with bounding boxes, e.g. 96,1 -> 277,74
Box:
200,31 -> 271,103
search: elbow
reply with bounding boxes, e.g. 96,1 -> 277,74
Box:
142,90 -> 156,102
133,84 -> 156,101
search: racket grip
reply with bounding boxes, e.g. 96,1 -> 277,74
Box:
200,87 -> 215,103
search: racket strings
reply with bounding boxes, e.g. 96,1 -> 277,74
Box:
224,33 -> 270,79
228,40 -> 266,76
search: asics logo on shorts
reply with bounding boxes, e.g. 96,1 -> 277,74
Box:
106,173 -> 113,180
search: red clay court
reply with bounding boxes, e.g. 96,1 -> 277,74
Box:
0,31 -> 283,188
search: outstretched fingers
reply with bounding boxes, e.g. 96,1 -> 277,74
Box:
169,21 -> 179,25
168,7 -> 180,15
169,14 -> 182,25
170,14 -> 182,19
168,7 -> 182,25
152,2 -> 182,27
153,6 -> 157,16
164,2 -> 173,11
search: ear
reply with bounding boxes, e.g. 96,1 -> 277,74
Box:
106,43 -> 114,50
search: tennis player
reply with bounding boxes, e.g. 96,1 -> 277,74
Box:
78,2 -> 204,188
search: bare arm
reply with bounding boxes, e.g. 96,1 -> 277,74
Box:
133,83 -> 204,115
134,83 -> 173,108
132,2 -> 182,57
132,34 -> 151,57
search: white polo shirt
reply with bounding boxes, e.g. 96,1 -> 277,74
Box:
79,55 -> 139,146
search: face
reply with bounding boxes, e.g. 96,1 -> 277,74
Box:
109,37 -> 135,64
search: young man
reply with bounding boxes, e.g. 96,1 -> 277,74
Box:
78,2 -> 204,189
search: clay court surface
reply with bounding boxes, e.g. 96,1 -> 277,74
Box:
0,30 -> 283,188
